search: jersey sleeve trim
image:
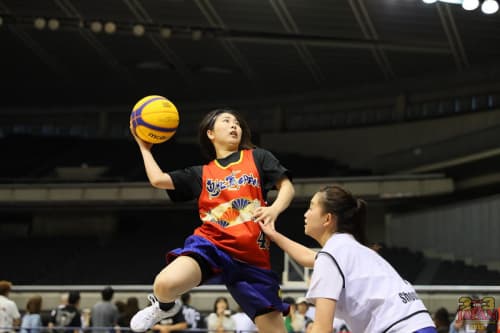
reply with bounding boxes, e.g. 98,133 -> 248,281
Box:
316,251 -> 345,289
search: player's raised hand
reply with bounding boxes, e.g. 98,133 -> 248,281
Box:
130,120 -> 153,150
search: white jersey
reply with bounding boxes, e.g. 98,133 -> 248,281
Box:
305,233 -> 435,333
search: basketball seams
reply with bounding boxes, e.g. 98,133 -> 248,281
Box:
135,117 -> 177,132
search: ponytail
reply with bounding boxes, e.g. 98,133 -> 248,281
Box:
318,185 -> 368,245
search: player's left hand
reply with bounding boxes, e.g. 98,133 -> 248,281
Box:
253,206 -> 279,226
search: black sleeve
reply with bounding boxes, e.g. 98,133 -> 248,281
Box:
69,310 -> 82,328
165,166 -> 203,202
253,148 -> 292,195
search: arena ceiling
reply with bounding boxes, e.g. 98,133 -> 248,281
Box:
1,0 -> 500,109
1,0 -> 500,201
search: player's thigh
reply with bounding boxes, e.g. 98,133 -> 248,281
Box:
254,310 -> 286,333
154,255 -> 202,296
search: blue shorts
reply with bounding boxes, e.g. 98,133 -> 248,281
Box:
167,235 -> 290,320
414,327 -> 437,333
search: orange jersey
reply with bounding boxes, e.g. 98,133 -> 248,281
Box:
193,149 -> 271,269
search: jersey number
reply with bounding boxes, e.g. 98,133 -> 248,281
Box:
257,231 -> 269,249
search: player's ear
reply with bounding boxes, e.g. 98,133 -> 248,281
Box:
324,212 -> 337,229
207,129 -> 215,140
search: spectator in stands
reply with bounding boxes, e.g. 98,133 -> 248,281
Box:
0,280 -> 21,333
282,297 -> 305,333
180,293 -> 204,330
81,308 -> 91,333
21,295 -> 43,333
129,108 -> 294,333
231,305 -> 257,333
117,297 -> 139,330
449,315 -> 466,333
48,293 -> 69,331
296,297 -> 312,326
50,291 -> 82,333
260,185 -> 437,333
91,286 -> 119,333
433,307 -> 450,333
114,301 -> 126,320
206,296 -> 236,333
151,297 -> 187,333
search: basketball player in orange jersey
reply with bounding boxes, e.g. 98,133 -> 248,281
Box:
129,108 -> 295,333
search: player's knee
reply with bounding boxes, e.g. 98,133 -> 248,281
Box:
153,273 -> 176,299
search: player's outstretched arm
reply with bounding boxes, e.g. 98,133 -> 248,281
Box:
259,220 -> 316,268
130,122 -> 175,190
254,177 -> 295,225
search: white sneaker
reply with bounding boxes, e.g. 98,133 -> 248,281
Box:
130,294 -> 182,332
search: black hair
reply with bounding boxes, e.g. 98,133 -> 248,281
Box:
68,291 -> 80,305
433,307 -> 451,327
198,108 -> 255,160
318,185 -> 367,245
101,286 -> 114,301
212,296 -> 230,313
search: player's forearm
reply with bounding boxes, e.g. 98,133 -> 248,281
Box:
271,231 -> 316,268
140,148 -> 174,189
270,178 -> 295,213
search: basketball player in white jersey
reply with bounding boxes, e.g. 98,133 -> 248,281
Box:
259,185 -> 436,333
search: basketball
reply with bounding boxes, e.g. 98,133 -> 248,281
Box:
130,95 -> 180,144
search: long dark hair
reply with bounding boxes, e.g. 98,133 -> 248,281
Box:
212,296 -> 230,313
198,108 -> 255,160
318,185 -> 367,245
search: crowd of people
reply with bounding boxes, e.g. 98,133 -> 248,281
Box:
1,282 -> 499,333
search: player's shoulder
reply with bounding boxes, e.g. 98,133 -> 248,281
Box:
251,147 -> 277,159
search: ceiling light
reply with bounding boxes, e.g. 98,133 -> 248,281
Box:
132,24 -> 145,37
481,0 -> 499,13
47,19 -> 60,31
33,17 -> 46,30
191,29 -> 202,41
422,0 -> 438,3
462,0 -> 480,9
104,22 -> 116,34
90,21 -> 103,33
160,27 -> 172,39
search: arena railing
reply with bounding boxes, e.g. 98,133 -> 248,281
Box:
11,284 -> 500,315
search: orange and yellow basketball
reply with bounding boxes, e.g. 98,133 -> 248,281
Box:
130,95 -> 179,144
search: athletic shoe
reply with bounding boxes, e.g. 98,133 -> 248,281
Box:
130,294 -> 182,332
